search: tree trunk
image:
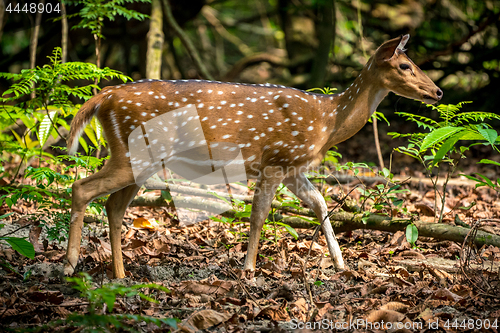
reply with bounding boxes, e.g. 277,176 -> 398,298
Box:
146,0 -> 164,79
308,0 -> 335,88
278,0 -> 295,61
61,2 -> 68,63
0,0 -> 5,42
30,2 -> 44,99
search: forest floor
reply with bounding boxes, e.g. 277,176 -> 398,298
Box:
1,122 -> 500,332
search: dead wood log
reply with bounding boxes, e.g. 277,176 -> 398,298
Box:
129,193 -> 500,249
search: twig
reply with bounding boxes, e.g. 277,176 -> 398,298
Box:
372,116 -> 385,169
418,13 -> 500,67
0,224 -> 31,237
201,6 -> 252,56
162,0 -> 214,80
228,268 -> 258,303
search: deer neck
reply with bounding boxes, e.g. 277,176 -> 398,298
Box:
323,64 -> 389,149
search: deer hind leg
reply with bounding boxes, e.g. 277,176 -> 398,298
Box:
64,161 -> 136,276
105,184 -> 141,278
283,173 -> 345,270
243,167 -> 284,271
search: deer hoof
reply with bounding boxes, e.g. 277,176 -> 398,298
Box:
63,263 -> 75,276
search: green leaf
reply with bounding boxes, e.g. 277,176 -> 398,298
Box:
280,201 -> 301,210
461,174 -> 481,183
392,198 -> 404,207
83,124 -> 98,147
456,131 -> 486,140
405,224 -> 418,245
92,118 -> 103,142
475,173 -> 495,188
102,292 -> 117,312
394,111 -> 439,131
78,136 -> 89,154
39,110 -> 57,147
459,201 -> 476,210
380,168 -> 391,178
479,159 -> 500,167
275,222 -> 298,239
420,126 -> 464,151
371,111 -> 390,126
208,192 -> 231,205
161,190 -> 172,201
475,125 -> 498,146
23,269 -> 32,281
387,185 -> 401,193
2,237 -> 35,258
0,212 -> 14,220
432,131 -> 464,166
210,216 -> 234,223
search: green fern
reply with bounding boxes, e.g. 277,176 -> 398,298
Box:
306,87 -> 337,95
0,47 -> 131,154
452,112 -> 500,126
390,101 -> 500,224
430,101 -> 472,125
393,112 -> 439,131
390,102 -> 500,167
65,0 -> 151,38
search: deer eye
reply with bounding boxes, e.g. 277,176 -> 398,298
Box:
399,63 -> 411,70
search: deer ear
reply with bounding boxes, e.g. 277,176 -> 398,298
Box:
375,34 -> 410,63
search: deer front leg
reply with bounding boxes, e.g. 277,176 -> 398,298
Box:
105,184 -> 141,278
243,167 -> 284,271
283,173 -> 345,270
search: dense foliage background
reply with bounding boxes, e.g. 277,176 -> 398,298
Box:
1,2 -> 500,331
1,0 -> 499,111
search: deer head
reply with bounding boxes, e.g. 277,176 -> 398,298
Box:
372,34 -> 443,104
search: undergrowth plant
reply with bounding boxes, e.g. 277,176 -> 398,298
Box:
209,184 -> 300,244
461,159 -> 500,193
0,153 -> 108,244
389,102 -> 500,223
0,213 -> 35,259
0,47 -> 130,243
64,0 -> 151,70
0,47 -> 130,158
23,273 -> 177,332
336,163 -> 409,215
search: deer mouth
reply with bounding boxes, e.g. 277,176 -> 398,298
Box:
423,94 -> 438,104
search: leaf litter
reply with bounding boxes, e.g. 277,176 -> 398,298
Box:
0,168 -> 499,332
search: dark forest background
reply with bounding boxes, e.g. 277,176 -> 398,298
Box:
1,0 -> 499,165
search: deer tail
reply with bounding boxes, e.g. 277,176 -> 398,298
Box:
67,93 -> 107,155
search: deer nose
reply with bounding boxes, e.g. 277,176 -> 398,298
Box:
436,88 -> 443,100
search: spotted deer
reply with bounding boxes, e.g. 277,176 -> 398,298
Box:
64,35 -> 442,278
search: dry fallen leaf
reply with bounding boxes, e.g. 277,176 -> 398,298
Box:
178,309 -> 233,332
133,217 -> 159,230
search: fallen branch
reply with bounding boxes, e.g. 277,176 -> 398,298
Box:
6,182 -> 498,249
130,193 -> 500,249
134,182 -> 315,218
